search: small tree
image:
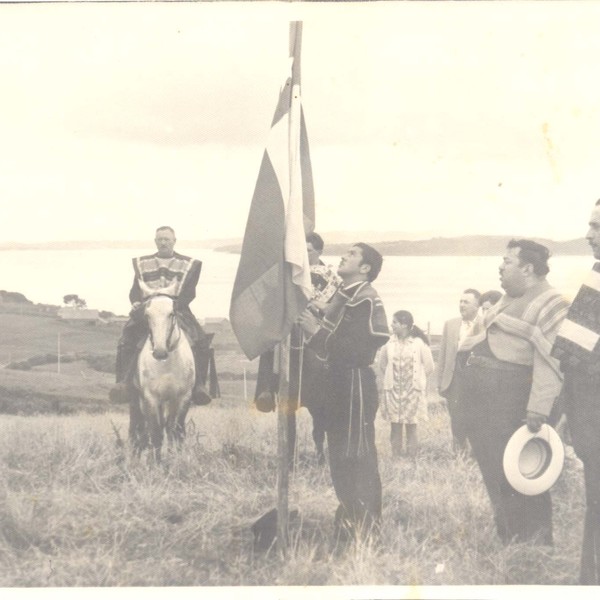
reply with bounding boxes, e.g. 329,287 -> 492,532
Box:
63,294 -> 87,308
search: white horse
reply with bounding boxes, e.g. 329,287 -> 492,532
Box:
130,279 -> 195,461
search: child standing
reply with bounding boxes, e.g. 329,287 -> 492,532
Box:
378,310 -> 434,457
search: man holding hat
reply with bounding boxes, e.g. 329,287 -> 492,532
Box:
552,200 -> 600,584
460,239 -> 569,546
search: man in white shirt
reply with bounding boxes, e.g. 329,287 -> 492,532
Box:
437,288 -> 481,453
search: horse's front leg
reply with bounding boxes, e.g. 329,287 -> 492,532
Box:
166,396 -> 190,448
141,394 -> 164,463
129,392 -> 147,456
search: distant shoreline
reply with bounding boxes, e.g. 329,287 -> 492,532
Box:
215,235 -> 591,257
0,235 -> 590,256
0,240 -> 234,252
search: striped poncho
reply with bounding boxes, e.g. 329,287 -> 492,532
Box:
552,262 -> 600,370
129,252 -> 201,310
460,280 -> 569,415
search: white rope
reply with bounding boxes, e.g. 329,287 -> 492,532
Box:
347,370 -> 355,456
357,368 -> 366,456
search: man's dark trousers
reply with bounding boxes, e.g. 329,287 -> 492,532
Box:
462,360 -> 553,545
323,365 -> 382,545
563,370 -> 600,584
442,360 -> 469,450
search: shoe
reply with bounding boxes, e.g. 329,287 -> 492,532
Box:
251,508 -> 300,552
191,383 -> 211,406
109,382 -> 129,404
255,391 -> 275,413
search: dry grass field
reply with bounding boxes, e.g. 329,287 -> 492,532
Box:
0,391 -> 586,587
0,306 -> 588,587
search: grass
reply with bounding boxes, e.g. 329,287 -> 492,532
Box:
0,308 -> 257,414
0,392 -> 586,587
0,306 -> 586,587
0,310 -> 120,366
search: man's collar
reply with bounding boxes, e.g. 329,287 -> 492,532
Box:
342,280 -> 364,293
339,280 -> 368,301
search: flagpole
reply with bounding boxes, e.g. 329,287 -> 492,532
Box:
276,20 -> 304,559
276,337 -> 290,558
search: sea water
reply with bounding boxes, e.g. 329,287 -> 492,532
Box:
0,248 -> 592,335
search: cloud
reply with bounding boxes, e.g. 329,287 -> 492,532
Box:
1,2 -> 600,243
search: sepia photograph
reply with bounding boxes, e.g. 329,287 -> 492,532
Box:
1,0 -> 600,596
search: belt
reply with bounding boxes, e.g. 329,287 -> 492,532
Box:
465,353 -> 530,372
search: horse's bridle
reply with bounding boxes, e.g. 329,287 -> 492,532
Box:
144,294 -> 181,355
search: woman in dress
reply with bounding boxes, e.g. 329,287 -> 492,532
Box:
378,310 -> 434,457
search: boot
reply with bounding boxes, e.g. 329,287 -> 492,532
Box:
255,391 -> 276,412
109,346 -> 136,403
191,347 -> 212,405
192,382 -> 211,406
109,382 -> 130,404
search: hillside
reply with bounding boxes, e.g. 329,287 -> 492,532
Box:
1,234 -> 590,257
0,231 -> 437,252
341,236 -> 590,257
216,235 -> 589,256
0,300 -> 260,415
0,239 -> 241,251
0,310 -> 120,364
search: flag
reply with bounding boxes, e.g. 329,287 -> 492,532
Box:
230,22 -> 315,360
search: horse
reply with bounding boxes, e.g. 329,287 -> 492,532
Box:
129,279 -> 195,461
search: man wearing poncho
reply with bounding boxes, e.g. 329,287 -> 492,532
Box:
552,200 -> 600,584
111,226 -> 215,406
460,239 -> 569,546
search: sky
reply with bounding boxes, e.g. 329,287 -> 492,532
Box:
2,1 -> 600,243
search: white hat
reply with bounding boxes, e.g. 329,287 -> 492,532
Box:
503,424 -> 565,496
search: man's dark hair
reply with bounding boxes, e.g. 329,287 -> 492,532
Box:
507,239 -> 550,277
480,289 -> 502,306
306,232 -> 324,252
354,243 -> 383,282
463,288 -> 481,303
156,226 -> 175,236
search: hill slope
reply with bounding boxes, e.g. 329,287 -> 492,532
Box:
217,235 -> 589,256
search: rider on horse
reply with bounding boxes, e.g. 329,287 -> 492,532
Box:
110,225 -> 214,405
